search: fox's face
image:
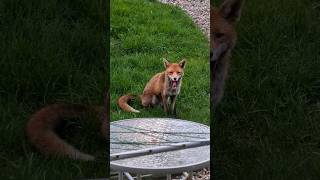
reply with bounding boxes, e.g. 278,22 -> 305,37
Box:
211,0 -> 243,62
163,59 -> 186,90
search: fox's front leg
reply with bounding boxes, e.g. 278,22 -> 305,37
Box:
162,94 -> 169,113
170,95 -> 177,116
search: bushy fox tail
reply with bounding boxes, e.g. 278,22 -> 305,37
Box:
118,94 -> 140,113
26,104 -> 104,161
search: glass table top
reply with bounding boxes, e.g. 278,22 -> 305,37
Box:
110,118 -> 210,173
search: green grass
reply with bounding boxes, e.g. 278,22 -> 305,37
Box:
110,0 -> 210,124
213,0 -> 320,179
0,0 -> 108,179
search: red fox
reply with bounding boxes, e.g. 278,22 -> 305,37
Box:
26,102 -> 108,161
118,59 -> 186,115
211,0 -> 243,108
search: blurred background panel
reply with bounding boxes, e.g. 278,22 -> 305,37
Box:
212,0 -> 320,179
0,0 -> 108,179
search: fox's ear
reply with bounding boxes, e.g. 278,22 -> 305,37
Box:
179,59 -> 186,69
163,58 -> 170,68
220,0 -> 243,22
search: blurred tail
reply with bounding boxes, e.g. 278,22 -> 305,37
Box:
118,94 -> 140,113
26,104 -> 104,161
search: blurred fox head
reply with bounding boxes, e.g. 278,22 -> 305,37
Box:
211,0 -> 243,61
163,59 -> 186,89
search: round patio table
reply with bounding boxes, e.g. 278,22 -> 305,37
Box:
110,118 -> 210,179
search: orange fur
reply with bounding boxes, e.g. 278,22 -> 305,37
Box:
26,104 -> 106,161
211,0 -> 243,108
118,59 -> 186,115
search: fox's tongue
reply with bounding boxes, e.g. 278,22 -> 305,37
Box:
172,81 -> 177,90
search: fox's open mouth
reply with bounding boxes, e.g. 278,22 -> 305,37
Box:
172,80 -> 178,90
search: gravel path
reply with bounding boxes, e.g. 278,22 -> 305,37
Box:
159,0 -> 210,38
172,168 -> 210,180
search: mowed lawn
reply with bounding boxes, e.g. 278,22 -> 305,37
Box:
213,0 -> 320,179
110,0 -> 210,124
0,0 -> 107,179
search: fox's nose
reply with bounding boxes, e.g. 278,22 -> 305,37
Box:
173,77 -> 177,81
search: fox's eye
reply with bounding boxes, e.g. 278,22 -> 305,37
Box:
169,72 -> 173,74
214,33 -> 224,39
177,72 -> 181,74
